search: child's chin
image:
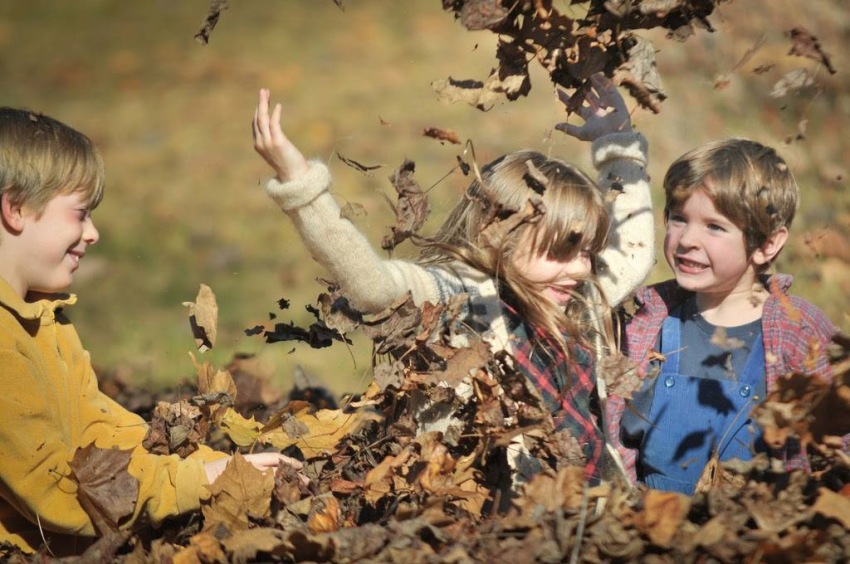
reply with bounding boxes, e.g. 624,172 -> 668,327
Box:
31,280 -> 73,294
673,275 -> 703,292
544,292 -> 571,306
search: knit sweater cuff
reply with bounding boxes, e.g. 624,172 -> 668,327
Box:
264,159 -> 332,211
591,131 -> 648,168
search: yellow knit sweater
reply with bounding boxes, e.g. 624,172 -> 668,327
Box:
0,278 -> 227,555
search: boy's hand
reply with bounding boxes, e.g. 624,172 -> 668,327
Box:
252,88 -> 310,182
204,452 -> 307,484
555,73 -> 632,142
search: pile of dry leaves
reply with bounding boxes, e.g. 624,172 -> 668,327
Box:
5,277 -> 848,563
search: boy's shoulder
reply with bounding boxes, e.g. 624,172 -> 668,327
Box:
634,279 -> 690,310
762,274 -> 837,336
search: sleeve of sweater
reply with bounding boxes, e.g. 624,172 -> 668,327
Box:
592,131 -> 655,307
264,161 -> 443,313
0,346 -> 228,540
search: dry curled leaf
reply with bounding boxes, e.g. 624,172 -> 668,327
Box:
786,26 -> 836,74
381,159 -> 430,252
203,452 -> 275,533
183,284 -> 218,352
423,126 -> 461,145
194,0 -> 228,45
69,444 -> 139,534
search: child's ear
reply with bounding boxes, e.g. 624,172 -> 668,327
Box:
751,226 -> 789,266
0,195 -> 26,233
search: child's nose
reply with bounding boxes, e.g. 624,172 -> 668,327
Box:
84,219 -> 99,244
566,254 -> 591,276
677,224 -> 698,248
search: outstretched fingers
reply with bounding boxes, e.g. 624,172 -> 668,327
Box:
554,72 -> 633,141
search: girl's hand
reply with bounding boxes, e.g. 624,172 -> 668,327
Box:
252,88 -> 310,182
555,73 -> 632,142
204,452 -> 306,484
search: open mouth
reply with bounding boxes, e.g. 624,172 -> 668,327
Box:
67,250 -> 84,268
676,257 -> 707,272
545,285 -> 575,304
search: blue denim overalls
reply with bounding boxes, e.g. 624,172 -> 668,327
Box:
639,314 -> 765,494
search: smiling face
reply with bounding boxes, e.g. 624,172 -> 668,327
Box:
513,245 -> 592,306
1,190 -> 99,296
663,189 -> 757,298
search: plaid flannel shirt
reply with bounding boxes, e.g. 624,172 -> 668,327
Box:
502,301 -> 605,482
608,274 -> 839,484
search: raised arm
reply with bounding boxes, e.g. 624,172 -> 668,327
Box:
252,89 -> 442,313
557,75 -> 655,306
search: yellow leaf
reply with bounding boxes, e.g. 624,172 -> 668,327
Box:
259,408 -> 376,459
218,408 -> 261,447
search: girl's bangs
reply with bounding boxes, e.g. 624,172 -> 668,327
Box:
535,202 -> 606,260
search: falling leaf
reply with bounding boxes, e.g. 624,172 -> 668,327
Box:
423,126 -> 461,145
194,0 -> 228,45
770,68 -> 816,99
69,444 -> 139,534
709,327 -> 745,351
786,26 -> 836,74
458,0 -> 510,31
340,201 -> 367,221
432,69 -> 529,111
183,284 -> 218,352
337,152 -> 383,173
380,159 -> 430,251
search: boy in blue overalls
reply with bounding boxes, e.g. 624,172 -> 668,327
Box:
606,138 -> 838,494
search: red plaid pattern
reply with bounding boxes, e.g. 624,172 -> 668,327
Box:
502,302 -> 605,482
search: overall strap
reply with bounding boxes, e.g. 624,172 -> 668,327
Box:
659,312 -> 682,373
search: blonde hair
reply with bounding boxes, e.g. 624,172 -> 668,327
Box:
422,150 -> 612,358
663,138 -> 798,270
0,107 -> 105,217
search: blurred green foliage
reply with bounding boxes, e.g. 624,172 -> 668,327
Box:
1,0 -> 847,395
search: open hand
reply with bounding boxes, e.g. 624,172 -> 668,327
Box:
252,88 -> 310,182
555,73 -> 632,142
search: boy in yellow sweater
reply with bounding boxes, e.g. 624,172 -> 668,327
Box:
0,107 -> 298,556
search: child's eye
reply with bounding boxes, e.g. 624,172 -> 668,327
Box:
668,213 -> 685,224
707,223 -> 726,232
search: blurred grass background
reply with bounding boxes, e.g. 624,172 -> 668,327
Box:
1,0 -> 847,396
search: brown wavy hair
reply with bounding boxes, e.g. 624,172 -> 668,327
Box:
663,138 -> 798,272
